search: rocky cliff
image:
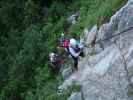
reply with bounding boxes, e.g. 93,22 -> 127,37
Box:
59,0 -> 133,100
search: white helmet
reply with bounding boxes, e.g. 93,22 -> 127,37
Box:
70,38 -> 77,47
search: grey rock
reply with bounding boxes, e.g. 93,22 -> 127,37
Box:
84,46 -> 95,55
83,25 -> 98,55
94,43 -> 104,54
58,71 -> 80,90
67,11 -> 80,24
83,28 -> 89,41
62,67 -> 73,80
85,25 -> 97,45
68,92 -> 82,100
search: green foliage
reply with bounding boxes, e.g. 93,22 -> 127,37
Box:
127,85 -> 133,97
45,84 -> 81,100
0,0 -> 25,32
49,2 -> 66,20
70,0 -> 127,34
24,81 -> 81,100
24,0 -> 40,27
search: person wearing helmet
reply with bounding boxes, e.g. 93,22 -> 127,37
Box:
68,38 -> 84,71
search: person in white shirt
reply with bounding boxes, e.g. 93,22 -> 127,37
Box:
68,38 -> 84,70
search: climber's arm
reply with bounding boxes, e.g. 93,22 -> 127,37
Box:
69,48 -> 81,58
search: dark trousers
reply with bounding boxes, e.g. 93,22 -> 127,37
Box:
72,51 -> 84,70
51,61 -> 60,75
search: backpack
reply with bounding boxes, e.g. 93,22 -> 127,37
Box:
63,39 -> 70,48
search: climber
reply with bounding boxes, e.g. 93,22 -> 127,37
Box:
58,33 -> 70,49
57,32 -> 70,59
49,52 -> 62,74
68,38 -> 84,71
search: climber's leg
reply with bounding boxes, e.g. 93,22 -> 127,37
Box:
73,57 -> 78,70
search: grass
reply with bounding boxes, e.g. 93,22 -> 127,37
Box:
70,0 -> 127,35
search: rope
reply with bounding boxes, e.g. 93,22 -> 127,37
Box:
84,26 -> 133,88
114,40 -> 133,88
85,26 -> 133,47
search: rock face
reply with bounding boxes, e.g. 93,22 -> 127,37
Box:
83,25 -> 98,55
61,67 -> 73,80
83,25 -> 97,45
67,11 -> 80,24
60,0 -> 133,100
68,92 -> 82,100
97,0 -> 133,49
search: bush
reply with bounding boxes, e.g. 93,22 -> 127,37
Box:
70,0 -> 127,34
